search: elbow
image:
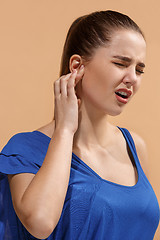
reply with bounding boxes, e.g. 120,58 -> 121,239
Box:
23,211 -> 57,239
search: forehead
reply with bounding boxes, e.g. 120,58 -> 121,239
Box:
106,30 -> 146,61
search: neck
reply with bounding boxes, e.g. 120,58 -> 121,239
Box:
73,101 -> 115,150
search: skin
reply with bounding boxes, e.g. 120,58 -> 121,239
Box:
8,29 -> 147,239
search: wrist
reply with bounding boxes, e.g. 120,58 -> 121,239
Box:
53,127 -> 75,139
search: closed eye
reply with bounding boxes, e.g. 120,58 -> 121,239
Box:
136,69 -> 144,75
113,62 -> 126,67
114,62 -> 144,75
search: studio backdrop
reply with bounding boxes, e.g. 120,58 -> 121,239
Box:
0,0 -> 159,238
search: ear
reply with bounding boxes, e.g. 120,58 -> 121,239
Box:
69,54 -> 83,72
69,54 -> 85,85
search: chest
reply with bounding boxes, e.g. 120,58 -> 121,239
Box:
73,142 -> 138,187
63,158 -> 160,240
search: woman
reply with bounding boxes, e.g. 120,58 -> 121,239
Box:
0,10 -> 159,240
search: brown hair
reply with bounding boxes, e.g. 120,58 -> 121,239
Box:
60,10 -> 144,76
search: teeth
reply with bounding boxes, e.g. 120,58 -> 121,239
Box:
116,91 -> 128,96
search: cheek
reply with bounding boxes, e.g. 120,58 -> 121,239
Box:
134,79 -> 141,92
81,75 -> 97,97
80,76 -> 104,105
82,66 -> 110,91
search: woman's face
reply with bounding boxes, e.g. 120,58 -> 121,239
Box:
80,30 -> 146,116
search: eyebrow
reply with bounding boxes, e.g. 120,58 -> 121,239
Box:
113,55 -> 145,68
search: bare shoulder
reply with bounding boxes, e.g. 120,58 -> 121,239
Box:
130,131 -> 149,177
36,120 -> 55,138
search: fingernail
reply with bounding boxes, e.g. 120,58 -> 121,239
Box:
72,69 -> 77,74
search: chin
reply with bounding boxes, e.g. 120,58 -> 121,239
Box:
109,112 -> 122,116
105,107 -> 124,116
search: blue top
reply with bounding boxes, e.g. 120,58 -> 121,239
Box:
0,127 -> 159,240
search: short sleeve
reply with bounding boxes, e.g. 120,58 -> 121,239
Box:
0,131 -> 50,179
0,131 -> 51,239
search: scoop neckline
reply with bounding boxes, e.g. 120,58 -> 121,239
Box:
33,128 -> 140,189
72,151 -> 139,189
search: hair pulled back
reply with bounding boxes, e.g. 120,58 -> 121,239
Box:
60,10 -> 144,76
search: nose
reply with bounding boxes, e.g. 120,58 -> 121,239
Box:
122,68 -> 138,88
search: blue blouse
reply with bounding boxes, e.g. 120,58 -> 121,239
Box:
0,127 -> 159,240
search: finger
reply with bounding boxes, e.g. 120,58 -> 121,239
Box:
77,98 -> 81,109
60,73 -> 72,96
67,70 -> 77,97
54,79 -> 60,97
75,65 -> 84,86
54,73 -> 72,97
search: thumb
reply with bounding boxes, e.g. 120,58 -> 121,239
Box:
75,65 -> 84,86
77,98 -> 81,109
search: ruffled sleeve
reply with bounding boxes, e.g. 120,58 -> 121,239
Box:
0,131 -> 51,179
0,131 -> 51,239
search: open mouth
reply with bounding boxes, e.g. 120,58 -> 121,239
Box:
115,91 -> 128,99
115,89 -> 132,104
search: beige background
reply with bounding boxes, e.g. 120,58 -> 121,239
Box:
0,0 -> 159,238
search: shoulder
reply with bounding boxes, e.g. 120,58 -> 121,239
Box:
1,132 -> 34,153
36,120 -> 55,138
1,121 -> 55,155
130,131 -> 149,177
1,129 -> 49,156
0,132 -> 42,177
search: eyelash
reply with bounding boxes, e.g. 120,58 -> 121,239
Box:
136,70 -> 144,75
113,62 -> 144,75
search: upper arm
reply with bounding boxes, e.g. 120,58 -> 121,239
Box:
8,173 -> 55,238
131,132 -> 149,178
8,173 -> 35,215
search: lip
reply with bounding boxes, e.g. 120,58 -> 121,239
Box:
115,88 -> 132,104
